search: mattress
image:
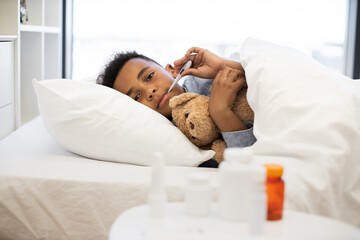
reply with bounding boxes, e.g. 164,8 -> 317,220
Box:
0,116 -> 218,240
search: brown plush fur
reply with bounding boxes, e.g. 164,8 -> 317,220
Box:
169,88 -> 254,163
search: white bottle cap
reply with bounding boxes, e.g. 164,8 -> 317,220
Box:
224,147 -> 253,164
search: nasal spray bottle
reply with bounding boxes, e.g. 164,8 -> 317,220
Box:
218,148 -> 253,221
148,152 -> 166,218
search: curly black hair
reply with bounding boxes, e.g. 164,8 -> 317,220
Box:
97,51 -> 161,88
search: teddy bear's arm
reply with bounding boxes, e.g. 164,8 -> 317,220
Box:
211,140 -> 227,163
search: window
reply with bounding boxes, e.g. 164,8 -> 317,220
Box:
72,0 -> 348,80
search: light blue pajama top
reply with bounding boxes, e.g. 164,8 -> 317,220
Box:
180,76 -> 257,148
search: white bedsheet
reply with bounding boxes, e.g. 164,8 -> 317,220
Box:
0,117 -> 217,240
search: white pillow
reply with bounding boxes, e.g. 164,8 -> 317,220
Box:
33,79 -> 214,166
240,38 -> 360,226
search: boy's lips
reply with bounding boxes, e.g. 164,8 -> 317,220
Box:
157,93 -> 169,109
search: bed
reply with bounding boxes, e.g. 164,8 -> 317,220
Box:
0,116 -> 218,239
1,38 -> 360,240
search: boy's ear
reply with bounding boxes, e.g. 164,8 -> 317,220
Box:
165,64 -> 177,78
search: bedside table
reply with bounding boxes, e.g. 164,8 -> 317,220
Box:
109,202 -> 360,240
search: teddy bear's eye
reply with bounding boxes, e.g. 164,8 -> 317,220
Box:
185,113 -> 189,118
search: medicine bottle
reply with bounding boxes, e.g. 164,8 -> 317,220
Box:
263,164 -> 284,220
249,166 -> 267,235
184,172 -> 212,217
218,148 -> 253,221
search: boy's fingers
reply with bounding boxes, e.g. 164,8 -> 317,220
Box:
217,68 -> 230,83
191,51 -> 203,68
217,68 -> 245,91
173,57 -> 188,70
214,69 -> 223,81
222,68 -> 243,83
186,47 -> 202,56
174,54 -> 197,71
228,69 -> 241,82
222,68 -> 232,79
213,69 -> 225,84
181,68 -> 196,77
235,77 -> 247,91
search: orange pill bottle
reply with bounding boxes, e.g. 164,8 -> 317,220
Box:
264,164 -> 284,220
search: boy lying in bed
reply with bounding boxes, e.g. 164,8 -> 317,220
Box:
97,47 -> 256,166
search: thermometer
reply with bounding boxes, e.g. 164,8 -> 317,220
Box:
167,60 -> 192,93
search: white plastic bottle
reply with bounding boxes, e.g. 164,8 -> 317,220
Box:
218,148 -> 253,221
249,166 -> 267,235
148,152 -> 167,218
184,172 -> 212,217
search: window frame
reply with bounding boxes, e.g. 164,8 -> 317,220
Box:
344,0 -> 359,79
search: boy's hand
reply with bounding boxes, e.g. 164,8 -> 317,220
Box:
173,47 -> 224,79
174,47 -> 245,80
209,68 -> 248,132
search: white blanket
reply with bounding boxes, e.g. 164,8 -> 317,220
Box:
241,38 -> 360,227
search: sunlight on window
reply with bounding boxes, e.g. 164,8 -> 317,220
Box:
72,0 -> 347,80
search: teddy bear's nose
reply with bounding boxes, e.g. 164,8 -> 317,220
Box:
190,122 -> 194,130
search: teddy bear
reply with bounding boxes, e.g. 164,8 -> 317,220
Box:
169,87 -> 254,163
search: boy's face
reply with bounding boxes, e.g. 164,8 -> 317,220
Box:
113,58 -> 184,118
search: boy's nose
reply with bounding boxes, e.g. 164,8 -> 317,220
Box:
147,88 -> 156,100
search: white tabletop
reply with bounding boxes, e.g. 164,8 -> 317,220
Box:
109,202 -> 360,240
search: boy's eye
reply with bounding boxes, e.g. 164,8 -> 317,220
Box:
134,94 -> 140,101
146,72 -> 154,81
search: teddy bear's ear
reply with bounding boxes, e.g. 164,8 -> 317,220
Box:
169,92 -> 200,109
